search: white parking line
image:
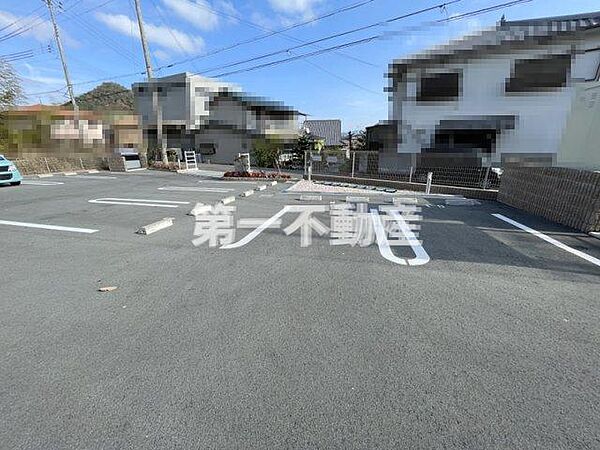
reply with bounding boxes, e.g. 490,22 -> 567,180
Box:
198,180 -> 258,184
158,186 -> 233,192
492,213 -> 600,268
370,209 -> 430,266
22,181 -> 65,186
221,207 -> 289,249
70,175 -> 118,180
0,220 -> 98,234
89,198 -> 190,208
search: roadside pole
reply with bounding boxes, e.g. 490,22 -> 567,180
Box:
46,0 -> 79,138
351,151 -> 356,178
425,172 -> 433,194
46,0 -> 76,111
133,0 -> 168,164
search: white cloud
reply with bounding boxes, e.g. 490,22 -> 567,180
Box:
250,11 -> 276,30
154,49 -> 170,61
217,0 -> 240,24
161,0 -> 219,30
0,10 -> 78,46
21,63 -> 65,86
95,12 -> 204,54
161,0 -> 239,30
267,0 -> 323,20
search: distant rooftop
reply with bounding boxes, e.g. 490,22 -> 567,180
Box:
303,119 -> 342,146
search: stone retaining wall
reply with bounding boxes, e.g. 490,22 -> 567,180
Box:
13,157 -> 109,175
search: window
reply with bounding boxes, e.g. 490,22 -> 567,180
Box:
505,54 -> 571,93
417,72 -> 460,102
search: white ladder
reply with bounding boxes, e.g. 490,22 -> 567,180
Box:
184,150 -> 197,170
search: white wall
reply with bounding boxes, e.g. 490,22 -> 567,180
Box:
392,34 -> 600,166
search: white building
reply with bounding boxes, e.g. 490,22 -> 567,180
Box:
133,72 -> 301,163
384,11 -> 600,172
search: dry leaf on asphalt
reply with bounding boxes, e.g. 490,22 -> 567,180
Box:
98,286 -> 117,292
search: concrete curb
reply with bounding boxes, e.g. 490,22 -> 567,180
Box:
270,181 -> 278,186
240,190 -> 254,197
346,196 -> 369,203
63,172 -> 77,176
220,196 -> 236,205
188,203 -> 212,216
136,217 -> 174,235
300,194 -> 322,201
445,198 -> 481,206
255,185 -> 267,191
87,169 -> 100,174
37,173 -> 53,178
590,232 -> 600,240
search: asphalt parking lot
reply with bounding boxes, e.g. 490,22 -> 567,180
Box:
1,169 -> 599,449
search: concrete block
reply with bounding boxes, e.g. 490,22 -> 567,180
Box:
63,172 -> 77,176
270,181 -> 278,186
188,203 -> 212,216
300,194 -> 322,201
445,198 -> 481,206
346,196 -> 369,203
37,173 -> 53,178
220,196 -> 236,205
240,190 -> 254,197
255,185 -> 267,191
136,217 -> 174,235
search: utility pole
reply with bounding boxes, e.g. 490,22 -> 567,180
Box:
348,131 -> 353,153
45,0 -> 77,112
133,0 -> 168,164
133,0 -> 153,79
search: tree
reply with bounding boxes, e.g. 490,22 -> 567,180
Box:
64,82 -> 134,112
252,138 -> 281,168
0,59 -> 22,110
0,59 -> 23,152
291,131 -> 315,166
347,129 -> 367,152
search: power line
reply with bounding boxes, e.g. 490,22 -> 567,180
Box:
197,1 -> 463,76
0,4 -> 46,34
155,0 -> 380,71
0,9 -> 50,43
0,0 -> 117,43
60,9 -> 143,64
210,0 -> 532,78
23,0 -> 531,99
0,45 -> 52,63
302,59 -> 384,96
148,0 -> 202,73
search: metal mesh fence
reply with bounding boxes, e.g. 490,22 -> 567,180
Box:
310,151 -> 500,190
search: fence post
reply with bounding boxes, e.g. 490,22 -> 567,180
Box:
425,171 -> 433,194
409,166 -> 413,183
44,157 -> 51,174
351,151 -> 356,178
80,157 -> 84,170
483,166 -> 490,189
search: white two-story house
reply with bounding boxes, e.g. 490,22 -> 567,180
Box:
133,72 -> 301,163
383,11 -> 600,172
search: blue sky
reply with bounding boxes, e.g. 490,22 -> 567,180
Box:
1,0 -> 599,130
